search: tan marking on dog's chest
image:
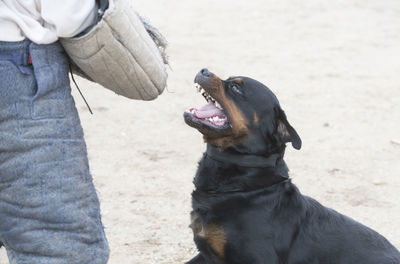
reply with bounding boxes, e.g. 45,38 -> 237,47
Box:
201,224 -> 226,257
190,214 -> 227,257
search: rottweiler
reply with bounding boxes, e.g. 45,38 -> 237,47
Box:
183,69 -> 400,264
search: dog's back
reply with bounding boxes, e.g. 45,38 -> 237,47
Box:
285,185 -> 400,264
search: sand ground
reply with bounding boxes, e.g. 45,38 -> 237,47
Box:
1,0 -> 400,263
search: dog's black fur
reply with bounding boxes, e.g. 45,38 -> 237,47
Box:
184,69 -> 400,264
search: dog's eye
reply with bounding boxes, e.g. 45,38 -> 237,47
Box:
230,84 -> 242,95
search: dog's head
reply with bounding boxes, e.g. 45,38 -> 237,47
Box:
184,69 -> 301,154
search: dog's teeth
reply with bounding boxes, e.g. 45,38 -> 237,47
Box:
194,83 -> 200,92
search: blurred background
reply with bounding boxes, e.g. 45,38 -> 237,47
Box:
1,0 -> 399,263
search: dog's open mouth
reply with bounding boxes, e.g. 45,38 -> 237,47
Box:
184,82 -> 231,134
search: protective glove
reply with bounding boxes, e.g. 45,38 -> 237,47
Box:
61,0 -> 168,101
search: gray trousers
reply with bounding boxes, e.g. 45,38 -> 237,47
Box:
0,39 -> 109,264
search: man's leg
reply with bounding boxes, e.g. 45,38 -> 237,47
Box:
0,40 -> 109,264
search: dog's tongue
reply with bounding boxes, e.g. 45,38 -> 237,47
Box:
195,103 -> 225,119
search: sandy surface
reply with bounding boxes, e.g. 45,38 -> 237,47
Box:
1,0 -> 400,263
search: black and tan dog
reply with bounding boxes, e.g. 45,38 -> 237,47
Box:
183,69 -> 400,264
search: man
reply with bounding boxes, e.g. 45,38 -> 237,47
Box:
0,1 -> 167,263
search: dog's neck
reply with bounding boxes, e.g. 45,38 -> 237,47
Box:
194,144 -> 289,194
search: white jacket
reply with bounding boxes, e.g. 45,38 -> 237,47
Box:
0,0 -> 96,44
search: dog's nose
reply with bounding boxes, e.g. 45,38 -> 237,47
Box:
200,68 -> 212,77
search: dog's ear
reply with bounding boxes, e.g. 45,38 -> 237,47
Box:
276,107 -> 302,150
